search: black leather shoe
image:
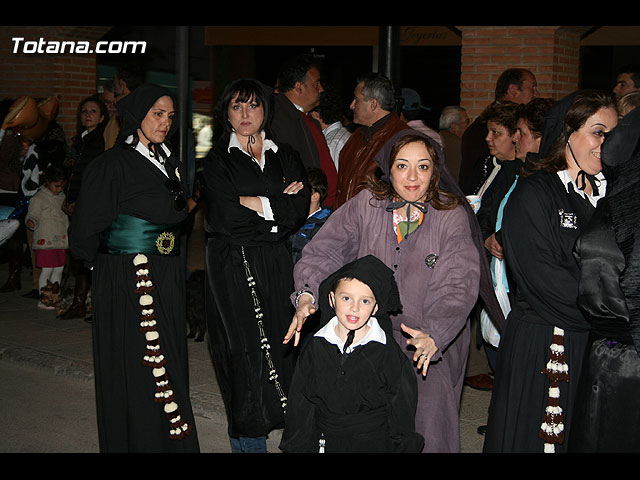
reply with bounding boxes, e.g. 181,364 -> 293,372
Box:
477,425 -> 487,436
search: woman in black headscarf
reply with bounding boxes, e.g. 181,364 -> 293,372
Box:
483,90 -> 618,453
70,83 -> 199,453
570,105 -> 640,452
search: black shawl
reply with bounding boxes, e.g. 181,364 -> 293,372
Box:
602,106 -> 640,351
115,83 -> 178,148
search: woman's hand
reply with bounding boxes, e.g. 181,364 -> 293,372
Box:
284,293 -> 316,346
239,196 -> 263,214
401,323 -> 438,377
283,181 -> 304,195
484,233 -> 503,260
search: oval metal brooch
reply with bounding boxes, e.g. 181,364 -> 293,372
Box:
425,253 -> 439,269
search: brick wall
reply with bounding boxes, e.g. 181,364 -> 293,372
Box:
459,26 -> 582,119
0,26 -> 111,144
1,26 -> 587,138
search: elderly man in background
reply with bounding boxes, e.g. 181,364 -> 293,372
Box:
438,105 -> 470,184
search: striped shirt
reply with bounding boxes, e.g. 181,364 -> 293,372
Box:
323,122 -> 351,172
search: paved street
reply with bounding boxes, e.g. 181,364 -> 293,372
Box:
0,361 -> 285,453
0,262 -> 490,453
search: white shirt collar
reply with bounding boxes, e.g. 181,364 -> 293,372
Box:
290,100 -> 305,112
228,131 -> 278,170
127,135 -> 171,176
315,315 -> 387,354
556,169 -> 607,207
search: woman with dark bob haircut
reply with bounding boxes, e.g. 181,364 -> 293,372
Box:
214,78 -> 272,137
201,78 -> 310,452
484,90 -> 618,453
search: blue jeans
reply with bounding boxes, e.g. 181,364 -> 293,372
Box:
229,436 -> 267,453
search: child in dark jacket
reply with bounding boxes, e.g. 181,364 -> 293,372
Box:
280,255 -> 424,453
290,167 -> 331,264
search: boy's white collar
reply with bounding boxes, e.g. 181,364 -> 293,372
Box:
315,315 -> 387,354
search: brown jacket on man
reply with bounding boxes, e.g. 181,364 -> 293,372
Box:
334,113 -> 406,209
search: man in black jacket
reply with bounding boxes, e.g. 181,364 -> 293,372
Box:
270,54 -> 338,207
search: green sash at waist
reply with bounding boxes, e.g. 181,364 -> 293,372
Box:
99,214 -> 182,256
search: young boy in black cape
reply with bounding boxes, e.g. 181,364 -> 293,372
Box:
279,255 -> 424,453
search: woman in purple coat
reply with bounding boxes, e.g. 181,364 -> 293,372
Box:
285,130 -> 481,452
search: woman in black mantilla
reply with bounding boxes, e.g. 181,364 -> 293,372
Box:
483,90 -> 618,453
70,83 -> 199,452
201,78 -> 310,453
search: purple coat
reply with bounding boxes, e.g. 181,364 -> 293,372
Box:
293,189 -> 480,452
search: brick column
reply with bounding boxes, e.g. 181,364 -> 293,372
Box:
0,26 -> 111,145
459,26 -> 581,119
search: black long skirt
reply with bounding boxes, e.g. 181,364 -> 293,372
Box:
484,313 -> 588,453
205,238 -> 298,438
92,252 -> 200,453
